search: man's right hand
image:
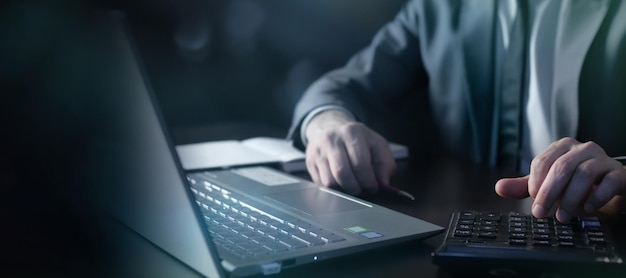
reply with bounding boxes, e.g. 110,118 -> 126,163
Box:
304,109 -> 396,195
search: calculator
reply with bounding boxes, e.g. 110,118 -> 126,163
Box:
432,211 -> 625,277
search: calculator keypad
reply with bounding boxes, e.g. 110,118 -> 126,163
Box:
433,211 -> 624,277
451,211 -> 609,251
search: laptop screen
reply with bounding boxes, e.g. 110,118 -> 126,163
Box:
86,11 -> 225,278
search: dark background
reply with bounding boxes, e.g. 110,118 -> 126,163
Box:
122,0 -> 407,142
0,0 -> 406,275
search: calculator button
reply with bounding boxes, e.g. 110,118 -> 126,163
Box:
478,226 -> 497,232
588,237 -> 607,245
557,229 -> 574,236
482,212 -> 501,221
454,229 -> 472,237
533,228 -> 550,235
509,239 -> 527,246
532,223 -> 550,229
581,217 -> 601,228
478,231 -> 497,239
587,231 -> 604,237
532,240 -> 551,246
510,227 -> 527,233
480,220 -> 498,226
509,216 -> 526,222
557,235 -> 574,241
555,223 -> 575,230
459,211 -> 477,220
458,219 -> 475,225
533,234 -> 551,240
532,218 -> 550,224
509,232 -> 527,239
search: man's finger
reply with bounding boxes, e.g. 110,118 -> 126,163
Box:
343,129 -> 378,193
585,168 -> 626,214
370,137 -> 396,189
327,144 -> 361,195
316,157 -> 336,188
528,137 -> 579,198
495,176 -> 530,199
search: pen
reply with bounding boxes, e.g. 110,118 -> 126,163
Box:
379,183 -> 415,201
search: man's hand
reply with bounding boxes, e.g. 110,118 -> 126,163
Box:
496,137 -> 626,222
304,110 -> 395,195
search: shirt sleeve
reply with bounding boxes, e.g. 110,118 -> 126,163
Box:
287,0 -> 427,149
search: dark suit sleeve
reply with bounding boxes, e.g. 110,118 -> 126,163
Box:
287,0 -> 428,149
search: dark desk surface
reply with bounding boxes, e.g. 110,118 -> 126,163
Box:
94,155 -> 626,278
261,157 -> 532,278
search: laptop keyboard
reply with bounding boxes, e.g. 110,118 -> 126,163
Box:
187,174 -> 346,259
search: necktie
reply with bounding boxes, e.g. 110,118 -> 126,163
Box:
497,0 -> 527,169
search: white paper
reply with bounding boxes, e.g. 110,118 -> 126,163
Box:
241,137 -> 305,162
175,140 -> 277,170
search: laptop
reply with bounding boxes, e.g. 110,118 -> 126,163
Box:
92,11 -> 443,278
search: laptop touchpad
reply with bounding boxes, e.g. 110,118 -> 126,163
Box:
265,188 -> 369,216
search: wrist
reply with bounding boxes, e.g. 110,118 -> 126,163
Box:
305,110 -> 355,143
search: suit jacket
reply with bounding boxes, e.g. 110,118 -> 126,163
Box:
289,0 -> 626,168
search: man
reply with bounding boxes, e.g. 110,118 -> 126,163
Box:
288,0 -> 626,222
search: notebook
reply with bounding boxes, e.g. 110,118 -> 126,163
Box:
175,136 -> 409,173
94,11 -> 443,277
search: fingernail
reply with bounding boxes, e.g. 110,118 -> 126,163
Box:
532,204 -> 546,218
556,209 -> 569,222
585,203 -> 595,214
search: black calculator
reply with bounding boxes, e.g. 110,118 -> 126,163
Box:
432,211 -> 625,277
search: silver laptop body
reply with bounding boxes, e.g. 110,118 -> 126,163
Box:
94,11 -> 442,278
